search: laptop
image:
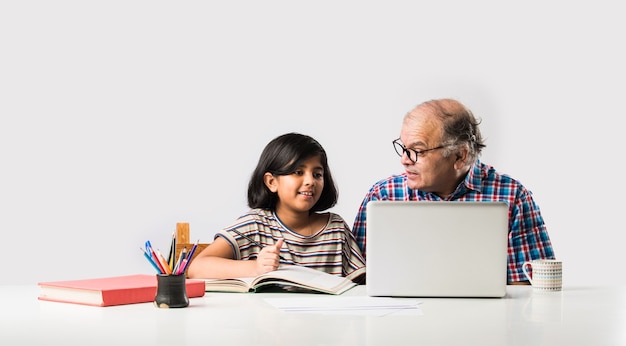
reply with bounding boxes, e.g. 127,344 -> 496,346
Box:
365,201 -> 509,298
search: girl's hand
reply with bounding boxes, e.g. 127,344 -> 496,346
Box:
255,238 -> 284,275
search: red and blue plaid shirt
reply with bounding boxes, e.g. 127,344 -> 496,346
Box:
352,160 -> 555,283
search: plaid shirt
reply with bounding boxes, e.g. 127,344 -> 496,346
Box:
352,160 -> 555,283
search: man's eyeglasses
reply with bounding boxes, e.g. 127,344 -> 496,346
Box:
392,139 -> 449,163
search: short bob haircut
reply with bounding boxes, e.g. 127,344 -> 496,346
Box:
247,132 -> 338,213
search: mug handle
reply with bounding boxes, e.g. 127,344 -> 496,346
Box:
522,262 -> 533,285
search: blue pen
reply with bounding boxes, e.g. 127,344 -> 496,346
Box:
141,248 -> 163,274
145,240 -> 166,273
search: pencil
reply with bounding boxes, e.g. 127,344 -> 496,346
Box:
173,246 -> 187,274
185,240 -> 199,262
167,231 -> 176,271
179,240 -> 199,274
156,249 -> 172,275
176,258 -> 188,275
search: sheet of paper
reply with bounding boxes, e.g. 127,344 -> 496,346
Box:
263,296 -> 423,316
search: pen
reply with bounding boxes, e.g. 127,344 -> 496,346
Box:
230,229 -> 286,261
141,248 -> 163,274
145,241 -> 167,274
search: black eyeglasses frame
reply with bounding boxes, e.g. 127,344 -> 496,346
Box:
392,138 -> 450,163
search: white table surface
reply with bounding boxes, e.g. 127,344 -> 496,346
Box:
1,284 -> 624,346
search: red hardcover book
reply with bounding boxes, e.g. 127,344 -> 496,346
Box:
38,274 -> 205,307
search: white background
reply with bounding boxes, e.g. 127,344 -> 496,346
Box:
2,1 -> 623,286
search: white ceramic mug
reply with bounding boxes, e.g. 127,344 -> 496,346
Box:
522,259 -> 562,291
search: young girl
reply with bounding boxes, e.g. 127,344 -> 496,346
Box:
187,132 -> 365,283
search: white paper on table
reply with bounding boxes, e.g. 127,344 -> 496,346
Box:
262,296 -> 423,316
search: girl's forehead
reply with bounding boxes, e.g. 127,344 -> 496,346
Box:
300,154 -> 323,166
285,154 -> 323,168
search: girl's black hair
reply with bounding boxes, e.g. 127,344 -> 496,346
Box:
247,132 -> 338,212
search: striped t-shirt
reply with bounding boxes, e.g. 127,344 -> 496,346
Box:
215,208 -> 366,281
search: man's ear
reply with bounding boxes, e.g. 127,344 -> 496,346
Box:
264,172 -> 278,192
453,145 -> 470,170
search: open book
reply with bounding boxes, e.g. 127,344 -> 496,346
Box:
203,265 -> 362,295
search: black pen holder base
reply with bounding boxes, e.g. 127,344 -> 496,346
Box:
153,274 -> 189,308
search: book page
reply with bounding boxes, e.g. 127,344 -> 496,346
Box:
204,277 -> 256,293
38,286 -> 104,305
252,265 -> 356,295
